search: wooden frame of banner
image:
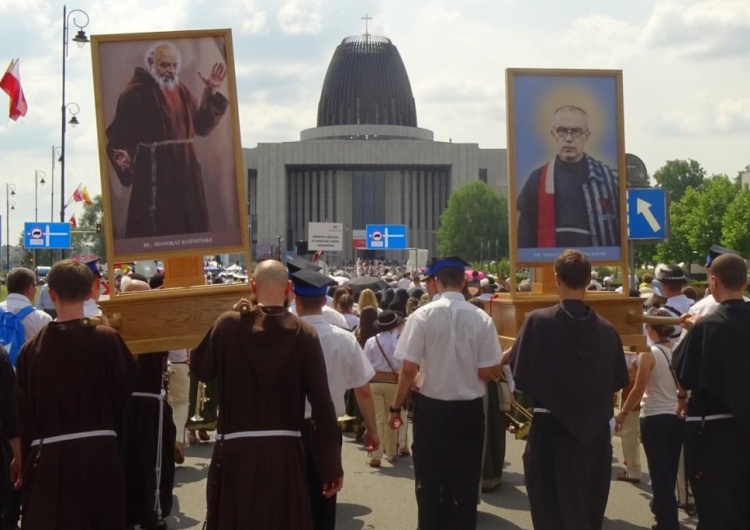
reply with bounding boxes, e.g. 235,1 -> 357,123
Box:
485,68 -> 645,352
91,28 -> 249,264
91,29 -> 251,353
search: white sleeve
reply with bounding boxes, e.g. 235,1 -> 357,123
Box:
348,336 -> 375,389
394,314 -> 425,365
476,316 -> 502,369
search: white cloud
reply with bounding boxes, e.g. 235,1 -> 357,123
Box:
643,0 -> 750,58
277,0 -> 324,35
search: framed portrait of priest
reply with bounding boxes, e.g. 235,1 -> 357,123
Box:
506,69 -> 627,268
91,28 -> 248,262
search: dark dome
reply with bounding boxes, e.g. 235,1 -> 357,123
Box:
317,35 -> 417,128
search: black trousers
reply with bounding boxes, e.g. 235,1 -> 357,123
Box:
0,438 -> 21,530
302,422 -> 342,530
684,418 -> 750,529
412,394 -> 484,530
640,414 -> 683,530
523,413 -> 612,530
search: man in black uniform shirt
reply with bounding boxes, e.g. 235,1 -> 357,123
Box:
517,105 -> 620,248
673,252 -> 750,528
512,249 -> 629,530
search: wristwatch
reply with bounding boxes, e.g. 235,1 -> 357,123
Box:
389,405 -> 402,413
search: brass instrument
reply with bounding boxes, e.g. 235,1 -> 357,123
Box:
505,402 -> 533,440
191,381 -> 209,422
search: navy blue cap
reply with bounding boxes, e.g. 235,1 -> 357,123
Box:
705,245 -> 740,267
431,256 -> 470,276
83,257 -> 101,277
291,269 -> 335,297
286,257 -> 321,276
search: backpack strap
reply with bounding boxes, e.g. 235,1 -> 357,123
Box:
15,305 -> 36,320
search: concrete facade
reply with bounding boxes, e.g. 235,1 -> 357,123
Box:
242,131 -> 507,263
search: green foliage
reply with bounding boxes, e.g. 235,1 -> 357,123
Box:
658,175 -> 738,264
721,187 -> 750,257
438,182 -> 509,261
653,159 -> 706,204
71,194 -> 106,259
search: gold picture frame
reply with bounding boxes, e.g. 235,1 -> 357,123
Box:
506,68 -> 628,279
91,28 -> 248,264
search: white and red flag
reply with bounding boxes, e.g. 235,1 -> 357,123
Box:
0,59 -> 28,121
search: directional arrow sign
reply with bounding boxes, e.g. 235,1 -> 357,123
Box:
627,189 -> 666,240
636,198 -> 661,232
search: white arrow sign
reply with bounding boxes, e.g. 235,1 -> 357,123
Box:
636,198 -> 661,232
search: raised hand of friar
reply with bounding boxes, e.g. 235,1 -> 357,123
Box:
198,62 -> 227,93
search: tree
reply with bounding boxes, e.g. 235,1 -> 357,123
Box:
721,187 -> 750,257
71,194 -> 106,259
653,159 -> 706,203
658,175 -> 738,265
438,182 -> 508,261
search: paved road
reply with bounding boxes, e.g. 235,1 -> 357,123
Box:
157,425 -> 699,529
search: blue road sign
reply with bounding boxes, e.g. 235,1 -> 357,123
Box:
366,224 -> 408,250
24,222 -> 72,249
627,189 -> 667,240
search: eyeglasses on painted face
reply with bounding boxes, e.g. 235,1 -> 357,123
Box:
553,127 -> 588,139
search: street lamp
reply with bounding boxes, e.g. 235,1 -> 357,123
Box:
6,184 -> 15,272
61,5 -> 89,260
51,146 -> 62,222
34,171 -> 46,268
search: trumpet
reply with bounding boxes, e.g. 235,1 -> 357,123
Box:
191,381 -> 209,423
505,402 -> 533,440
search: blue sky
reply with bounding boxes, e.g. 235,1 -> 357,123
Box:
1,0 -> 749,244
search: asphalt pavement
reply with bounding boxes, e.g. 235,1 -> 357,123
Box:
158,424 -> 699,530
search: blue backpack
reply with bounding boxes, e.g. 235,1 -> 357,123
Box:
0,305 -> 36,366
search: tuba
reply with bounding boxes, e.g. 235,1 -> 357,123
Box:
191,381 -> 209,422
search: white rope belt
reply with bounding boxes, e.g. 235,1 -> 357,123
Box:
216,430 -> 302,441
31,429 -> 116,447
136,139 -> 193,232
132,390 -> 166,520
532,408 -> 550,413
685,413 -> 734,422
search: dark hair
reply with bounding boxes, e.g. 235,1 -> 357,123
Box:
149,273 -> 164,289
380,289 -> 395,310
645,307 -> 676,338
356,307 -> 378,348
296,295 -> 326,312
48,259 -> 94,303
554,249 -> 591,290
681,285 -> 698,302
435,267 -> 466,289
6,267 -> 36,295
711,254 -> 748,291
467,297 -> 484,310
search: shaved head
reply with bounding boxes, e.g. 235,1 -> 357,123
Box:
252,260 -> 291,306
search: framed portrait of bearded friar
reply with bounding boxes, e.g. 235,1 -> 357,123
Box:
92,29 -> 248,262
505,68 -> 628,271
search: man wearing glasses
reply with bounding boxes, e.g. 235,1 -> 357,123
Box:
517,105 -> 620,248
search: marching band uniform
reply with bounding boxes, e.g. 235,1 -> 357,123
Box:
292,269 -> 376,530
393,257 -> 502,529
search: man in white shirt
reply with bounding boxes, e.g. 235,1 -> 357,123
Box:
388,257 -> 502,530
292,269 -> 379,530
655,264 -> 694,346
397,273 -> 412,291
0,267 -> 52,358
287,258 -> 349,329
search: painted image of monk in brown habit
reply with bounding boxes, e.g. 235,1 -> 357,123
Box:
106,41 -> 228,238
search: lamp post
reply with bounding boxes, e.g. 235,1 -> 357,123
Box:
51,146 -> 62,222
61,5 -> 89,259
6,184 -> 15,272
34,171 -> 46,268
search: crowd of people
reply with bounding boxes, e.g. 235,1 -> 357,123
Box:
0,245 -> 748,529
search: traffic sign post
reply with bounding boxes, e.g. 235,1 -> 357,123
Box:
366,224 -> 408,250
24,222 -> 72,250
627,189 -> 667,240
